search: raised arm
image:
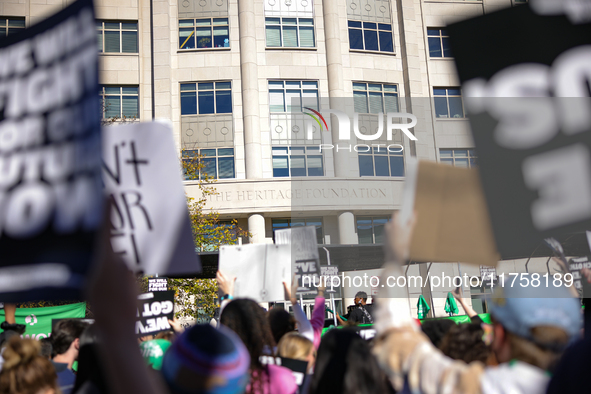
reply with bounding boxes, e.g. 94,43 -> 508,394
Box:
283,280 -> 314,342
452,287 -> 478,319
310,284 -> 326,349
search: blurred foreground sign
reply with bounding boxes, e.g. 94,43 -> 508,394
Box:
275,226 -> 320,295
0,0 -> 102,301
448,3 -> 591,258
102,121 -> 200,276
409,161 -> 499,266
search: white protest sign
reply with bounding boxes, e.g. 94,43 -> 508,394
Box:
275,226 -> 321,295
219,244 -> 291,302
102,121 -> 200,276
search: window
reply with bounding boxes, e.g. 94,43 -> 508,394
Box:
359,147 -> 404,177
348,21 -> 393,53
183,148 -> 235,180
97,21 -> 138,53
269,81 -> 319,113
433,88 -> 465,118
470,282 -> 493,314
181,82 -> 232,115
272,146 -> 323,177
179,18 -> 229,49
427,28 -> 450,58
272,218 -> 324,245
357,216 -> 389,244
265,17 -> 315,48
100,86 -> 139,119
440,149 -> 477,168
0,17 -> 25,37
353,83 -> 398,114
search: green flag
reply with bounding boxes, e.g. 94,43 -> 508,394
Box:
0,303 -> 86,340
444,292 -> 459,315
417,295 -> 431,319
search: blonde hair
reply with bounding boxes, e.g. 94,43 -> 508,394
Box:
0,336 -> 61,394
508,325 -> 569,371
277,332 -> 314,361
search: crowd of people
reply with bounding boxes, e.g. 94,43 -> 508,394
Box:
0,212 -> 589,394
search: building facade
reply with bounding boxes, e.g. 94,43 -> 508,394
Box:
3,0 -> 558,319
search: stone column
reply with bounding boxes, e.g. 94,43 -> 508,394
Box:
238,0 -> 263,179
248,213 -> 266,244
337,211 -> 357,244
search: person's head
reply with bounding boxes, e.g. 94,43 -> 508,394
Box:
420,318 -> 455,348
439,323 -> 490,364
0,336 -> 59,394
39,337 -> 53,359
277,332 -> 315,372
309,329 -> 389,394
74,325 -> 108,394
354,291 -> 368,305
267,307 -> 296,344
488,275 -> 582,371
161,324 -> 249,394
51,319 -> 89,360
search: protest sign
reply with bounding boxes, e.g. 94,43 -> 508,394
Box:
148,278 -> 168,292
0,0 -> 102,301
102,121 -> 200,276
408,161 -> 499,266
568,256 -> 591,291
447,5 -> 591,259
321,266 -> 339,293
218,244 -> 291,303
0,303 -> 86,340
275,226 -> 321,295
136,291 -> 175,336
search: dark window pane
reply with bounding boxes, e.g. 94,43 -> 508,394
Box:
104,31 -> 120,52
348,21 -> 362,28
97,31 -> 103,52
213,26 -> 229,47
122,96 -> 138,118
122,31 -> 138,53
442,37 -> 452,57
348,28 -> 363,50
104,22 -> 120,29
105,96 -> 120,118
364,29 -> 378,51
379,31 -> 393,52
8,18 -> 25,28
198,82 -> 214,90
216,90 -> 232,113
448,88 -> 461,96
121,22 -> 137,30
122,87 -> 138,94
390,156 -> 405,176
181,92 -> 197,115
434,97 -> 448,118
273,156 -> 289,177
218,148 -> 234,156
428,37 -> 442,57
290,156 -> 306,176
266,26 -> 281,47
358,226 -> 373,244
201,158 -> 216,179
180,83 -> 195,91
198,91 -> 215,114
378,23 -> 391,31
375,155 -> 389,176
308,156 -> 323,176
363,22 -> 376,29
449,97 -> 464,118
433,88 -> 447,96
201,149 -> 216,157
180,28 -> 195,49
216,81 -> 231,90
427,29 -> 440,36
218,157 -> 234,178
196,27 -> 212,48
359,155 -> 374,176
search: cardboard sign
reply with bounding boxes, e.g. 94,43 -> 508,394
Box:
148,278 -> 168,292
275,226 -> 321,295
408,161 -> 499,266
447,5 -> 591,259
0,0 -> 102,301
103,121 -> 200,276
0,303 -> 86,340
219,244 -> 291,303
135,291 -> 175,336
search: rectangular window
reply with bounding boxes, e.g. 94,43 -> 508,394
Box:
265,17 -> 315,48
269,80 -> 319,113
97,21 -> 138,53
356,216 -> 389,244
181,81 -> 232,115
272,146 -> 323,177
433,87 -> 465,118
353,82 -> 398,114
179,18 -> 229,49
348,20 -> 393,53
440,149 -> 477,168
183,148 -> 235,180
427,28 -> 451,58
358,146 -> 404,177
272,218 -> 324,245
100,86 -> 139,119
0,17 -> 25,38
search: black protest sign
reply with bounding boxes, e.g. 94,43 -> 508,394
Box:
447,5 -> 591,258
0,0 -> 101,301
568,256 -> 591,292
148,278 -> 168,292
136,291 -> 175,336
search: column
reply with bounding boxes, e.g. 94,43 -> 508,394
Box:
238,0 -> 263,179
338,212 -> 357,244
248,214 -> 266,244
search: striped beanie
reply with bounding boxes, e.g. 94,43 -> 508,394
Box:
161,324 -> 250,394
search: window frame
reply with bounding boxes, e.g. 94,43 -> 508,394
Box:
96,20 -> 139,54
183,147 -> 236,180
265,17 -> 316,49
433,87 -> 465,119
272,146 -> 324,177
180,81 -> 233,116
352,82 -> 399,114
179,17 -> 230,50
427,28 -> 451,58
358,146 -> 405,177
356,216 -> 390,245
0,16 -> 25,37
439,149 -> 477,168
347,20 -> 394,54
100,85 -> 140,120
268,80 -> 319,113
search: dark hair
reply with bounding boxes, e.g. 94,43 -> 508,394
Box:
309,329 -> 389,394
421,319 -> 455,348
355,291 -> 368,301
267,307 -> 296,344
439,323 -> 490,363
220,299 -> 276,394
51,319 -> 89,355
74,325 -> 108,393
38,338 -> 53,359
